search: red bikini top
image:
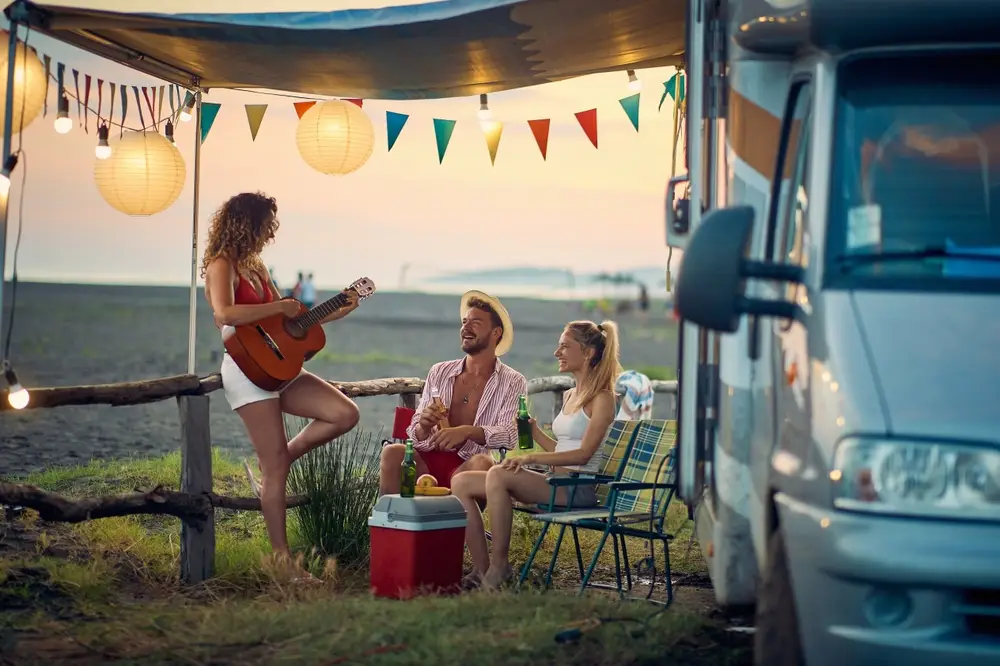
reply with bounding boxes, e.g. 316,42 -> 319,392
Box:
234,272 -> 273,305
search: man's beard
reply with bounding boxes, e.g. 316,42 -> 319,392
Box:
462,337 -> 489,355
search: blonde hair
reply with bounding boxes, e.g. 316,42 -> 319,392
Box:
563,320 -> 622,413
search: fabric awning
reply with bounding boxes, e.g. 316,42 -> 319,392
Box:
3,0 -> 686,100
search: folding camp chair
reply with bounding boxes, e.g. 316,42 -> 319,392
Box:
518,419 -> 678,605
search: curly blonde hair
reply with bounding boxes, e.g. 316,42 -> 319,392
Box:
200,192 -> 279,279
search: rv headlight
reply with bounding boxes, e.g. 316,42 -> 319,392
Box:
830,438 -> 1000,520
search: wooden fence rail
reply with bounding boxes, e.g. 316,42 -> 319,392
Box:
0,373 -> 677,584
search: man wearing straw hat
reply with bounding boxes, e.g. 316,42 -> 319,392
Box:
379,290 -> 527,493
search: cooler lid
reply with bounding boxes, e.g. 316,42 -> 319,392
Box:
370,494 -> 467,524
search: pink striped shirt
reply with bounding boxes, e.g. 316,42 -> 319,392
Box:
406,357 -> 527,460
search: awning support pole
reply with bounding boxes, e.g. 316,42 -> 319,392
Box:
186,88 -> 203,375
0,24 -> 20,363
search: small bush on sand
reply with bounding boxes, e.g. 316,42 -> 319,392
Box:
285,422 -> 382,571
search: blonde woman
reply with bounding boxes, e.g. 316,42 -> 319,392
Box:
451,320 -> 621,589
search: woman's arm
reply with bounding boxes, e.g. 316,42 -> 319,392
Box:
522,391 -> 615,467
207,258 -> 288,326
530,421 -> 558,452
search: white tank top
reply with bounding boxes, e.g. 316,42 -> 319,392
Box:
551,405 -> 602,474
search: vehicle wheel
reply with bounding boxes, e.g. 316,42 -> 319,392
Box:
754,527 -> 806,666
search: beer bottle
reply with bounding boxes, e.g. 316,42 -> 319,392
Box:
400,439 -> 417,498
516,394 -> 533,451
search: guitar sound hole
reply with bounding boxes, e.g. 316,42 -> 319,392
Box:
255,325 -> 285,360
284,321 -> 306,340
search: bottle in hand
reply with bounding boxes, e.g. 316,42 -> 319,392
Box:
400,439 -> 417,498
516,394 -> 533,451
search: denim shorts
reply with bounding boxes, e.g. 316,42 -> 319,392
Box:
546,473 -> 599,508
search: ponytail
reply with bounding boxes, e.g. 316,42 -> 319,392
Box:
564,319 -> 622,412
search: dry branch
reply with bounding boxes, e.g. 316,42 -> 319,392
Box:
0,373 -> 675,412
0,481 -> 309,523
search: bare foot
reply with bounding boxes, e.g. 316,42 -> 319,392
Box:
461,571 -> 485,591
481,564 -> 514,590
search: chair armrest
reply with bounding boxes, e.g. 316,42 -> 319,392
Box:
546,475 -> 613,487
608,481 -> 675,491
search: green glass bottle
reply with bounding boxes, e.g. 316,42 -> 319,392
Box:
400,439 -> 417,498
516,394 -> 533,451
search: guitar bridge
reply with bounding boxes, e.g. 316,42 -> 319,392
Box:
255,325 -> 285,360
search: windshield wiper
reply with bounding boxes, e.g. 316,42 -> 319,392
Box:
835,246 -> 1000,271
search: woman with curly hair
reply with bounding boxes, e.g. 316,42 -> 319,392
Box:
203,192 -> 360,577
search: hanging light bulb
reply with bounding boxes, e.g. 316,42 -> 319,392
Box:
0,152 -> 18,199
95,123 -> 111,159
178,91 -> 195,122
2,360 -> 29,410
627,70 -> 642,91
54,94 -> 72,134
477,93 -> 491,121
165,119 -> 175,144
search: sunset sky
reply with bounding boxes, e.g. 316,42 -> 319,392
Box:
2,0 -> 682,293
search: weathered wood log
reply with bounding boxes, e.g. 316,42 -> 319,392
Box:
0,481 -> 309,523
0,373 -> 675,412
179,394 -> 214,584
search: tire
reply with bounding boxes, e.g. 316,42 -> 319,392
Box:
754,527 -> 806,666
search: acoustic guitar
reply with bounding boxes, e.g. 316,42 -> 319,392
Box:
224,277 -> 376,390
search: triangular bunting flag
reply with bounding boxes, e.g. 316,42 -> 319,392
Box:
244,104 -> 268,141
433,118 -> 457,164
575,109 -> 598,148
659,72 -> 687,111
294,101 -> 316,119
619,93 -> 640,131
527,119 -> 550,160
481,121 -> 503,165
386,111 -> 409,152
345,98 -> 363,108
200,102 -> 221,144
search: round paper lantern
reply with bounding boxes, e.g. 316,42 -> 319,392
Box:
0,32 -> 46,135
295,100 -> 374,175
94,131 -> 186,216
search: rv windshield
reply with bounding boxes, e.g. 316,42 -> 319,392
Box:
829,53 -> 1000,290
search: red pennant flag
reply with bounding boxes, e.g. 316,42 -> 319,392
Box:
345,98 -> 363,108
575,109 -> 598,148
294,101 -> 316,119
527,119 -> 550,160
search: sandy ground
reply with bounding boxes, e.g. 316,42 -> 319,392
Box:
1,282 -> 678,476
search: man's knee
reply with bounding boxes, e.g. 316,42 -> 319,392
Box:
380,443 -> 405,469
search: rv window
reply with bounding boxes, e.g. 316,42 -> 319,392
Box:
829,53 -> 1000,289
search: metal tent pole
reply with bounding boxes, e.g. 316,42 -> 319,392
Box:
0,24 -> 20,360
186,89 -> 203,375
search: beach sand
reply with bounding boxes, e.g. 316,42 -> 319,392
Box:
0,282 -> 677,476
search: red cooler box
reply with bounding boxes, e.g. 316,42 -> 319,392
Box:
368,494 -> 467,600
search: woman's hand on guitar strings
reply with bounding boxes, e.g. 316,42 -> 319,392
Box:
279,300 -> 301,317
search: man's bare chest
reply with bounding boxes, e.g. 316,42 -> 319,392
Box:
448,373 -> 488,426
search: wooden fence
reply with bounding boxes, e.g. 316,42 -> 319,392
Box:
0,372 -> 677,584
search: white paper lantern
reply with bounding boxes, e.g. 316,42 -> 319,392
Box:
296,100 -> 374,175
94,131 -> 186,216
0,32 -> 46,135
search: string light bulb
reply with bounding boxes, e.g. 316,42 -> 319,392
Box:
627,70 -> 642,91
54,94 -> 72,134
165,119 -> 175,144
0,152 -> 18,199
95,123 -> 111,159
178,91 -> 195,122
2,360 -> 29,410
477,93 -> 491,121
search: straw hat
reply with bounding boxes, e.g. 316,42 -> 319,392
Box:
460,290 -> 514,356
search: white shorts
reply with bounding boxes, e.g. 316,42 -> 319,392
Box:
220,352 -> 306,411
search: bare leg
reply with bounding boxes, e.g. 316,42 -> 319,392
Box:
451,470 -> 490,577
280,373 -> 361,461
483,466 -> 564,588
379,445 -> 429,495
235,398 -> 293,557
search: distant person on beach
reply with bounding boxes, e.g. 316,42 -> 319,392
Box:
379,290 -> 526,494
201,191 -> 361,580
301,272 -> 316,310
288,271 -> 304,300
452,319 -> 621,590
268,266 -> 279,292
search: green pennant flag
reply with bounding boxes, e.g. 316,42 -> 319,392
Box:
619,93 -> 640,131
386,111 -> 409,151
200,102 -> 221,144
433,118 -> 456,164
658,72 -> 686,111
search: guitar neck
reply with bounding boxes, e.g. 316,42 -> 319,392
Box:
291,291 -> 352,329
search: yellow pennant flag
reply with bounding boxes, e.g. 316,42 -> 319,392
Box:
244,104 -> 268,141
481,120 -> 504,165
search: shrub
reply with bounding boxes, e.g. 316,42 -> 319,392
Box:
285,420 -> 383,571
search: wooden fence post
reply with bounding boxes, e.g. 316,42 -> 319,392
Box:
551,390 -> 565,424
399,393 -> 417,410
178,394 -> 214,584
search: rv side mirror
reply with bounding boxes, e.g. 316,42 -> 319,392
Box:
665,174 -> 691,249
674,206 -> 805,332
